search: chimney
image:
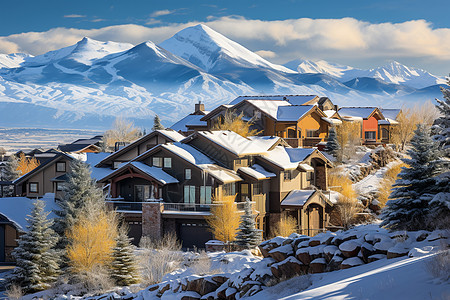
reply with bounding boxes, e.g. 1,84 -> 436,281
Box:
195,101 -> 205,113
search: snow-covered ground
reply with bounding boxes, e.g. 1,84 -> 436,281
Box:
249,253 -> 449,300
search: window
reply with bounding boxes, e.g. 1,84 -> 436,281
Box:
306,171 -> 313,181
56,162 -> 66,172
29,182 -> 38,193
284,170 -> 293,181
241,183 -> 249,201
184,185 -> 196,203
382,128 -> 389,140
200,186 -> 212,204
164,157 -> 172,168
152,157 -> 162,167
56,182 -> 65,191
185,168 -> 191,180
365,131 -> 376,140
135,185 -> 151,201
223,182 -> 236,196
306,129 -> 320,138
253,182 -> 263,195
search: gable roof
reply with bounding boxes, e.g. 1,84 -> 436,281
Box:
170,114 -> 207,132
259,146 -> 331,170
276,105 -> 319,122
200,104 -> 232,121
237,164 -> 276,180
229,95 -> 319,106
281,189 -> 333,207
338,107 -> 384,120
13,153 -> 74,185
58,143 -> 101,153
380,109 -> 402,120
95,129 -> 185,167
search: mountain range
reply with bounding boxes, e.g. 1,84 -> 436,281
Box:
0,24 -> 447,130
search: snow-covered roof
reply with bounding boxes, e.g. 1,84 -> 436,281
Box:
206,166 -> 242,183
238,164 -> 276,180
378,119 -> 399,125
380,109 -> 401,120
322,117 -> 342,125
229,95 -> 318,106
156,129 -> 185,142
281,190 -> 316,207
261,146 -> 316,169
246,136 -> 285,150
0,193 -> 59,231
196,131 -> 270,156
160,142 -> 215,166
13,153 -> 73,184
130,162 -> 179,184
338,107 -> 378,119
323,110 -> 338,118
86,152 -> 116,180
170,114 -> 207,132
276,105 -> 315,122
245,100 -> 291,119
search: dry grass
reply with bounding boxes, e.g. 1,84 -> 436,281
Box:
5,284 -> 23,300
377,163 -> 406,207
272,216 -> 298,238
425,248 -> 450,281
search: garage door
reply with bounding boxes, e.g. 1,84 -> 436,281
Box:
178,221 -> 213,250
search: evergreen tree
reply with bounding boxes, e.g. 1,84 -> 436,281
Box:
110,226 -> 140,286
3,155 -> 21,196
8,200 -> 60,293
432,77 -> 450,157
381,124 -> 442,230
152,115 -> 165,130
235,198 -> 262,249
325,126 -> 341,160
53,160 -> 104,250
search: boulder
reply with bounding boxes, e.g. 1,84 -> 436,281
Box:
268,244 -> 294,262
186,277 -> 205,293
295,239 -> 311,249
296,247 -> 311,265
309,258 -> 326,273
416,231 -> 429,242
282,238 -> 294,246
341,257 -> 364,269
293,236 -> 310,250
216,281 -> 229,300
360,242 -> 375,263
342,233 -> 358,242
158,283 -> 171,296
271,256 -> 307,279
339,240 -> 361,258
387,246 -> 409,259
373,240 -> 395,255
309,239 -> 321,247
201,292 -> 216,300
323,245 -> 339,262
181,292 -> 202,300
367,254 -> 386,263
327,255 -> 343,271
211,275 -> 228,285
147,284 -> 159,292
239,281 -> 262,298
225,287 -> 237,300
331,237 -> 343,246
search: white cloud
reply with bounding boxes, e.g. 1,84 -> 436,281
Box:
255,50 -> 276,58
150,10 -> 174,18
0,17 -> 449,74
64,14 -> 86,18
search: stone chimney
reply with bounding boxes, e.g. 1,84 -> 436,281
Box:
195,101 -> 205,113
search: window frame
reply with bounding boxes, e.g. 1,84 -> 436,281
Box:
223,182 -> 236,196
284,170 -> 293,181
163,157 -> 172,169
29,182 -> 39,193
56,162 -> 66,172
253,181 -> 263,195
200,186 -> 212,204
185,168 -> 192,180
152,157 -> 162,167
306,129 -> 320,138
364,131 -> 376,140
184,185 -> 196,203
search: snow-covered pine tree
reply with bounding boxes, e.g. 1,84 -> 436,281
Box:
432,77 -> 450,157
8,200 -> 60,293
53,160 -> 104,250
3,155 -> 21,196
111,226 -> 140,286
381,124 -> 442,231
325,126 -> 340,160
235,198 -> 262,249
152,115 -> 165,131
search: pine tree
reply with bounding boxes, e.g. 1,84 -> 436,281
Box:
152,115 -> 165,130
325,126 -> 340,160
53,160 -> 104,250
432,77 -> 450,157
235,198 -> 262,249
111,226 -> 140,286
381,124 -> 442,230
8,200 -> 60,293
3,155 -> 21,196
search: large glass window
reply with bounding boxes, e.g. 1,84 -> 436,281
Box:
223,182 -> 236,196
152,157 -> 162,167
365,131 -> 376,140
164,157 -> 172,168
306,129 -> 320,138
184,185 -> 196,203
200,186 -> 212,204
135,185 -> 151,202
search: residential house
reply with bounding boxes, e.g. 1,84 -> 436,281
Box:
200,95 -> 340,148
379,109 -> 402,144
170,102 -> 209,136
58,135 -> 103,154
338,107 -> 385,145
96,129 -> 334,247
13,152 -> 73,199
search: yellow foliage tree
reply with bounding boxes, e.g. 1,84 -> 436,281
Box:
16,152 -> 40,176
272,215 -> 298,237
328,172 -> 361,229
205,195 -> 240,246
335,121 -> 361,161
377,163 -> 406,207
212,111 -> 261,137
66,202 -> 118,273
102,117 -> 141,151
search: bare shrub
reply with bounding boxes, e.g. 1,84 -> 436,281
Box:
71,265 -> 115,295
5,284 -> 23,300
425,248 -> 450,281
192,250 -> 215,276
139,233 -> 184,286
272,216 -> 298,238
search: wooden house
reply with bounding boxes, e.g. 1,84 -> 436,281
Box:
338,107 -> 385,145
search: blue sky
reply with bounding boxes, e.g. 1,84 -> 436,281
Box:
1,0 -> 449,75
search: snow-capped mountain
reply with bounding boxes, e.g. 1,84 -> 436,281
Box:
0,25 -> 446,129
285,59 -> 446,89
